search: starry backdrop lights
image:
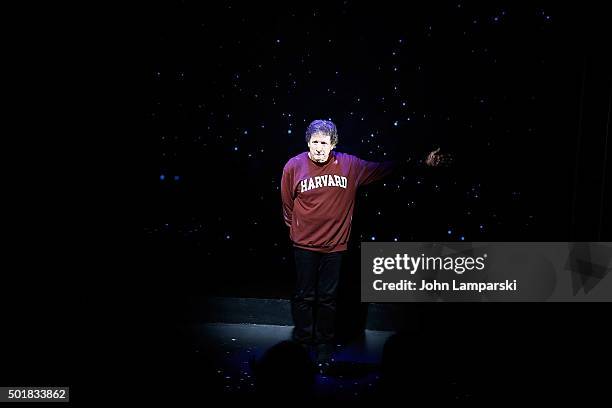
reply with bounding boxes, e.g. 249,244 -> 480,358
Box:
145,1 -> 586,295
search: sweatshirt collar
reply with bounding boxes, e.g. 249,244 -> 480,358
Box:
307,151 -> 335,167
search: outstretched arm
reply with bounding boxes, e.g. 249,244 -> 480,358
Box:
353,147 -> 454,187
355,157 -> 397,186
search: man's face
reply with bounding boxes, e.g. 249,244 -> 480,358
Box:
307,132 -> 336,163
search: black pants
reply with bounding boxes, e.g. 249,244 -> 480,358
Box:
291,247 -> 345,345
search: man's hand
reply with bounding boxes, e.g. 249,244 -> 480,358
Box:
425,147 -> 453,167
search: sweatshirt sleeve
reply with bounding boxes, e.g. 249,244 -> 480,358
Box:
355,157 -> 398,187
280,165 -> 295,227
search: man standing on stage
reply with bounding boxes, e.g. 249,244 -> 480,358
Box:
280,119 -> 447,360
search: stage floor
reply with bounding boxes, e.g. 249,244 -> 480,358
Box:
192,322 -> 393,399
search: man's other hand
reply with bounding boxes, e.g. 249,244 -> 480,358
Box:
425,147 -> 453,167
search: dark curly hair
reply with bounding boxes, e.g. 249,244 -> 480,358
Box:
305,119 -> 338,146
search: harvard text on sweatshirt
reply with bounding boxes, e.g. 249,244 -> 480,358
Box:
281,151 -> 395,253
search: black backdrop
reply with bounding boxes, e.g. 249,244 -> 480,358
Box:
144,1 -> 610,298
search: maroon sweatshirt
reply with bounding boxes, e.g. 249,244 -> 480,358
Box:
281,151 -> 396,253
